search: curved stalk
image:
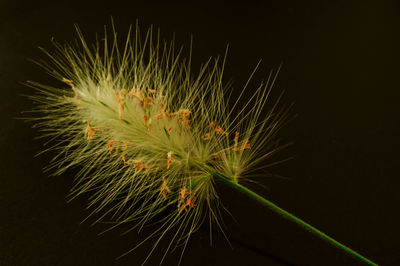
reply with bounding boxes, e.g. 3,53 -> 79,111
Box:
199,164 -> 377,266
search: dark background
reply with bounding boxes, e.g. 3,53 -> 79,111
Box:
1,0 -> 400,265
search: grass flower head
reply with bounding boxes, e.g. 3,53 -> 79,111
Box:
25,22 -> 291,264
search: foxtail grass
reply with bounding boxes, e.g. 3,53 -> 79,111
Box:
24,21 -> 377,265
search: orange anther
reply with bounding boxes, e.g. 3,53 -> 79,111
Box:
167,151 -> 176,169
178,190 -> 196,212
203,133 -> 211,140
149,89 -> 156,93
71,86 -> 80,109
164,111 -> 172,120
86,121 -> 101,140
234,131 -> 239,142
179,188 -> 187,200
71,86 -> 78,99
133,161 -> 148,172
232,131 -> 240,151
106,140 -> 117,154
113,89 -> 126,120
155,113 -> 164,120
215,126 -> 228,136
62,78 -> 80,108
161,190 -> 167,200
144,96 -> 154,109
134,162 -> 141,171
186,196 -> 197,208
180,109 -> 191,115
122,154 -> 127,164
128,89 -> 137,98
177,109 -> 191,129
179,203 -> 187,212
143,114 -> 152,134
241,139 -> 251,150
138,90 -> 144,100
62,77 -> 73,85
211,122 -> 216,130
128,89 -> 144,107
160,180 -> 171,200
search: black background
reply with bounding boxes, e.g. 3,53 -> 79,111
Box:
1,0 -> 400,265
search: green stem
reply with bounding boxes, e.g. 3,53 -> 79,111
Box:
200,164 -> 377,266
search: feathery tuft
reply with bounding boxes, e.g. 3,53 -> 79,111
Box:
25,22 -> 290,264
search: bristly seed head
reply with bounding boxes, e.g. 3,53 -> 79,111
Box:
25,22 -> 290,264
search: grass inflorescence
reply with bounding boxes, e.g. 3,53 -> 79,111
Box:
25,22 -> 292,264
